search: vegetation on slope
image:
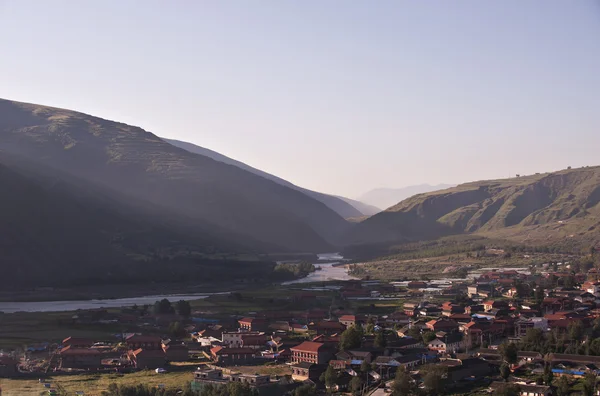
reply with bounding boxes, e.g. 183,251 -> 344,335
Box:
0,156 -> 275,289
349,167 -> 600,249
0,99 -> 351,253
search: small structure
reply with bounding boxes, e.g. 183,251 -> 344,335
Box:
290,362 -> 326,382
238,317 -> 267,332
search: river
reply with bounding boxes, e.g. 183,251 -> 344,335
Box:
281,252 -> 356,285
0,253 -> 354,313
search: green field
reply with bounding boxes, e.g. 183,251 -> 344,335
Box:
0,370 -> 193,396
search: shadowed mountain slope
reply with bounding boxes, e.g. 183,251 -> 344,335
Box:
0,155 -> 274,288
0,99 -> 352,253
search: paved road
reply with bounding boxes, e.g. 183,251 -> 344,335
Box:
369,380 -> 394,395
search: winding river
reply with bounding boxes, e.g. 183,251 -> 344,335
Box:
0,253 -> 353,313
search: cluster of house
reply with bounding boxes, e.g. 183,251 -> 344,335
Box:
8,264 -> 600,395
189,267 -> 600,394
56,334 -> 189,371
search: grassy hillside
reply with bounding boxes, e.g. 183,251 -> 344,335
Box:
349,167 -> 600,248
0,156 -> 276,288
0,99 -> 351,253
163,137 -> 379,217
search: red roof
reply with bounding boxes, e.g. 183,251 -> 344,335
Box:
291,341 -> 325,353
311,321 -> 345,329
211,346 -> 255,355
130,348 -> 166,358
339,315 -> 357,321
211,346 -> 224,355
238,317 -> 256,324
59,346 -> 101,355
313,334 -> 341,343
62,337 -> 95,345
126,334 -> 162,343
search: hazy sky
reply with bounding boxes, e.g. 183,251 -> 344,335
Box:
1,1 -> 599,198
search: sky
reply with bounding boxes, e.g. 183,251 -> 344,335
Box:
1,1 -> 599,198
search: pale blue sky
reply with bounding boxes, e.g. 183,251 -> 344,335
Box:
1,1 -> 599,197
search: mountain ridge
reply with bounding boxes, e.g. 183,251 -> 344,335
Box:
350,167 -> 600,247
0,98 -> 351,253
359,184 -> 456,210
162,137 -> 380,217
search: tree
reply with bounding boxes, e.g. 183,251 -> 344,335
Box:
339,325 -> 363,351
168,321 -> 186,338
557,375 -> 570,396
365,323 -> 375,335
543,363 -> 554,386
493,383 -> 521,396
564,275 -> 576,289
499,342 -> 518,365
294,384 -> 316,396
360,360 -> 370,374
141,304 -> 149,316
422,331 -> 437,343
500,363 -> 510,382
582,372 -> 597,396
422,365 -> 446,396
391,367 -> 412,396
590,338 -> 600,356
320,365 -> 338,391
568,320 -> 584,341
375,330 -> 387,348
535,286 -> 545,305
521,328 -> 545,352
350,376 -> 363,395
407,326 -> 421,340
153,298 -> 174,315
176,300 -> 192,317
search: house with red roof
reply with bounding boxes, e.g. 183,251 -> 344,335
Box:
240,334 -> 268,350
125,334 -> 162,350
238,317 -> 267,332
61,337 -> 95,348
290,341 -> 332,364
483,300 -> 509,312
128,348 -> 166,369
426,319 -> 459,333
338,314 -> 366,328
58,346 -> 103,369
210,346 -> 256,365
308,320 -> 346,335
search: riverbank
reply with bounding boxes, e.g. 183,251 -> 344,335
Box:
0,281 -> 247,303
1,253 -> 349,305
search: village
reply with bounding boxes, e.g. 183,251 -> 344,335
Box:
3,257 -> 600,395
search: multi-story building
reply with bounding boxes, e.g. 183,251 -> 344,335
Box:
290,341 -> 331,364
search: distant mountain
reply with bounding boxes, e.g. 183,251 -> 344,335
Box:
349,167 -> 600,247
0,154 -> 274,288
359,184 -> 455,210
0,99 -> 351,253
163,138 -> 379,217
334,196 -> 381,216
